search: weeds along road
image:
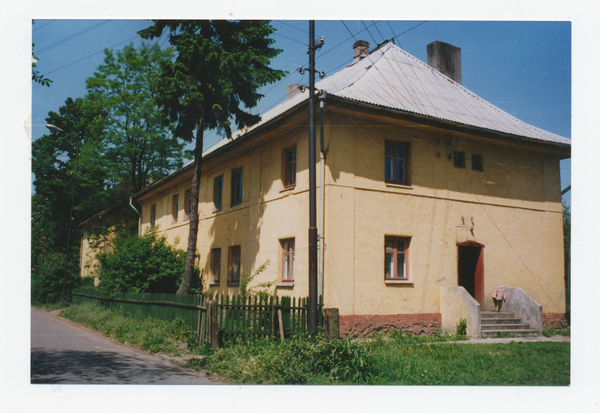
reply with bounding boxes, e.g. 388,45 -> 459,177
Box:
30,307 -> 220,384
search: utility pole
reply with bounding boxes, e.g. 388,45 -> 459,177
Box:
308,20 -> 320,335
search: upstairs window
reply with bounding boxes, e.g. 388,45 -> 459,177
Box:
453,151 -> 466,168
172,194 -> 179,222
212,248 -> 221,284
214,176 -> 223,211
150,204 -> 156,227
184,189 -> 191,219
229,246 -> 241,284
472,154 -> 484,171
385,236 -> 410,280
231,168 -> 243,206
284,146 -> 297,188
281,238 -> 295,282
385,141 -> 409,185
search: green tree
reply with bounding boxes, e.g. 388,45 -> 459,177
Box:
32,97 -> 107,303
32,43 -> 189,303
32,98 -> 107,256
139,20 -> 287,294
85,42 -> 186,194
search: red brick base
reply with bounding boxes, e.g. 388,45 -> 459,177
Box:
542,313 -> 568,329
339,313 -> 442,339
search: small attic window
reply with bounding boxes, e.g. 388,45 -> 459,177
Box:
472,155 -> 484,171
453,151 -> 465,168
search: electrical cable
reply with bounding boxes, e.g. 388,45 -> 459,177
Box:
37,20 -> 113,54
43,35 -> 140,76
275,20 -> 308,34
33,20 -> 56,32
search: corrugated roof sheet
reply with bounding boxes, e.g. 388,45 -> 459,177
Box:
137,41 -> 569,199
205,41 -> 569,155
316,42 -> 570,145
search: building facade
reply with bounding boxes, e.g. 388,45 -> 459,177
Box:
131,40 -> 570,336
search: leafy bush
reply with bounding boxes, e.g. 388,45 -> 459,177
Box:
239,260 -> 275,298
31,251 -> 83,305
93,226 -> 201,294
201,334 -> 377,384
456,318 -> 467,336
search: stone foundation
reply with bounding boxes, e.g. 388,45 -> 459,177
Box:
339,313 -> 442,339
542,313 -> 568,329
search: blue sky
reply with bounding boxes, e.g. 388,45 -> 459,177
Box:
31,20 -> 571,205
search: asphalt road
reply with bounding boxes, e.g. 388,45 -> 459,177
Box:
30,307 -> 220,384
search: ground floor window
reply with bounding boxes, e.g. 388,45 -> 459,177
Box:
281,238 -> 295,281
385,236 -> 410,280
229,246 -> 241,284
212,248 -> 221,284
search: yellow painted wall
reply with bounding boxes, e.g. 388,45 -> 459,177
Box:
135,107 -> 567,316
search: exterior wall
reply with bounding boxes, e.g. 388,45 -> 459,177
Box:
322,111 -> 566,324
135,105 -> 568,335
138,122 -> 320,298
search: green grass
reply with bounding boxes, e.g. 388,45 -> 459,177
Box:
543,326 -> 571,337
60,302 -> 199,355
60,302 -> 570,385
188,332 -> 570,385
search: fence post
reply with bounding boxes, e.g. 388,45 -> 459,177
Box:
281,296 -> 291,336
208,300 -> 219,350
323,308 -> 339,341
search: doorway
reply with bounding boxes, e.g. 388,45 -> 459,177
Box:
457,241 -> 484,306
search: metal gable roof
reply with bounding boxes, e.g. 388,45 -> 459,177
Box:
315,41 -> 570,145
135,40 -> 569,201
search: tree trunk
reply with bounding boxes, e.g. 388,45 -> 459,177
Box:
177,120 -> 204,295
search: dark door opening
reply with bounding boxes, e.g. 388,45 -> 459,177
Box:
458,241 -> 484,306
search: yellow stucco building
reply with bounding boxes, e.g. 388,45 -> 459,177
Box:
130,40 -> 570,337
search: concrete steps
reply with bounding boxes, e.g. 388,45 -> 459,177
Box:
481,311 -> 538,337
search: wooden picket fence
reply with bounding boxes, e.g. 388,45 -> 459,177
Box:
213,294 -> 323,339
71,289 -> 322,348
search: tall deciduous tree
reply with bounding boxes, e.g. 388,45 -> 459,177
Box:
85,42 -> 186,194
139,20 -> 287,294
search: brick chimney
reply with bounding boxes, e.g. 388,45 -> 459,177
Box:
427,41 -> 462,84
352,40 -> 369,63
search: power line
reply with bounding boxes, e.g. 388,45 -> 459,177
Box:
372,20 -> 386,43
273,31 -> 307,46
275,20 -> 309,34
33,20 -> 56,32
43,35 -> 140,76
360,21 -> 378,46
37,20 -> 113,54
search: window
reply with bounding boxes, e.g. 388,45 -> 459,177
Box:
385,141 -> 409,185
184,190 -> 191,219
385,236 -> 410,280
214,176 -> 223,210
212,248 -> 221,284
172,194 -> 179,222
284,146 -> 297,187
453,151 -> 465,168
281,238 -> 295,282
150,204 -> 156,227
231,168 -> 243,206
229,246 -> 241,284
472,154 -> 484,171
